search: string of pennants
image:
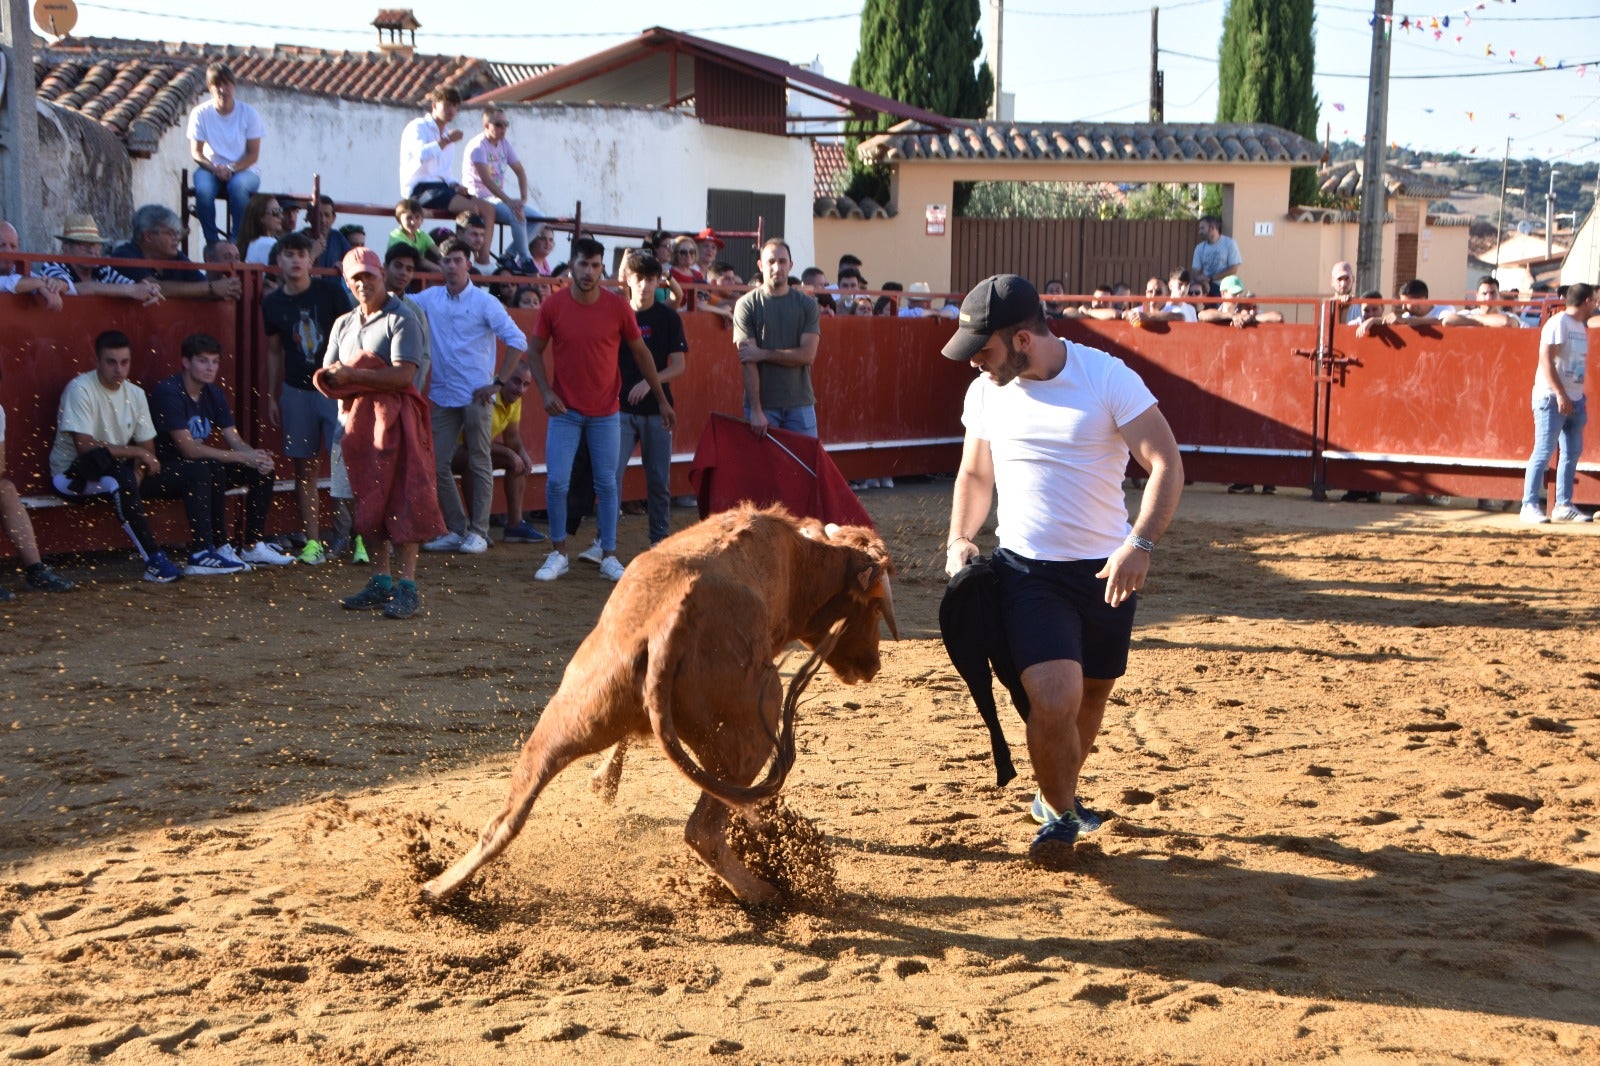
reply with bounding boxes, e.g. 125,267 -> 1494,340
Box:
1321,2 -> 1598,158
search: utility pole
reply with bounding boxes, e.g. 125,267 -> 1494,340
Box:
1356,0 -> 1393,295
0,0 -> 43,245
1545,164 -> 1557,259
987,0 -> 1004,121
1149,8 -> 1164,123
1494,136 -> 1511,274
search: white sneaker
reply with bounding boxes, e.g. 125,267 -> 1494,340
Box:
1520,504 -> 1550,524
576,538 -> 604,565
184,548 -> 247,576
534,551 -> 569,581
599,556 -> 626,582
459,532 -> 490,553
241,540 -> 294,566
880,477 -> 895,489
1551,505 -> 1592,523
216,543 -> 252,571
423,531 -> 465,552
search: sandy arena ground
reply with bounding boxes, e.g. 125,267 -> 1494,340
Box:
2,482 -> 1598,1064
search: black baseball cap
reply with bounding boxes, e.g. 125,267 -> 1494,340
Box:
940,274 -> 1043,362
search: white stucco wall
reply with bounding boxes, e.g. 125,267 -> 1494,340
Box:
128,92 -> 814,267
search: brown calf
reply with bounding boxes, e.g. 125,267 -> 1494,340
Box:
421,505 -> 897,905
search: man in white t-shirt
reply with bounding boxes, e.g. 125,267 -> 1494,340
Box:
1521,283 -> 1595,525
186,63 -> 264,248
397,86 -> 495,266
463,107 -> 538,268
942,274 -> 1183,865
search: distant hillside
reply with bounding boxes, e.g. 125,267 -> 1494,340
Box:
1325,141 -> 1594,228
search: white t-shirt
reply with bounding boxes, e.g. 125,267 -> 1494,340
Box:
186,100 -> 265,173
962,338 -> 1157,561
48,371 -> 155,477
1161,301 -> 1198,323
245,235 -> 278,265
1537,311 -> 1587,399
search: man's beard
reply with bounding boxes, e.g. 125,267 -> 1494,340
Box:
989,337 -> 1029,387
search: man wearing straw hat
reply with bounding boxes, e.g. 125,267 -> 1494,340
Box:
36,214 -> 164,306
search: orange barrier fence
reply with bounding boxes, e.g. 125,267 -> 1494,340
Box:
1,273 -> 1594,558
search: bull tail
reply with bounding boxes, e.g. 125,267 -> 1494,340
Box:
645,615 -> 844,810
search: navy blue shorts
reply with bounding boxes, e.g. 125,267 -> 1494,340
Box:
409,181 -> 456,210
993,547 -> 1137,679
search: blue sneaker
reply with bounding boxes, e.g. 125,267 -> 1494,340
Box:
1030,792 -> 1104,833
143,553 -> 183,584
503,521 -> 547,543
1029,812 -> 1082,866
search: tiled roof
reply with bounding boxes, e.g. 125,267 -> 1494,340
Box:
813,140 -> 849,199
860,120 -> 1319,165
34,37 -> 512,156
1317,160 -> 1454,200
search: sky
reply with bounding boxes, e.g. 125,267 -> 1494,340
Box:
52,0 -> 1600,169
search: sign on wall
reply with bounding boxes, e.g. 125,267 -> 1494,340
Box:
926,203 -> 947,237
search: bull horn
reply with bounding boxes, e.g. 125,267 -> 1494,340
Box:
875,574 -> 900,640
825,522 -> 841,538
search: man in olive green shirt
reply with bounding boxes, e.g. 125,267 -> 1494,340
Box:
733,238 -> 821,438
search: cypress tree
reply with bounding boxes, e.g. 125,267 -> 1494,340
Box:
1216,0 -> 1320,206
845,0 -> 994,204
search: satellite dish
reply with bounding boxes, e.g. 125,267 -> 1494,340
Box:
33,0 -> 78,38
1516,221 -> 1534,235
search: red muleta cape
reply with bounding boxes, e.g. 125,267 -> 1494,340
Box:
313,350 -> 447,545
689,412 -> 872,528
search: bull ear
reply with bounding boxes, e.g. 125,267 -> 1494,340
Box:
855,561 -> 882,592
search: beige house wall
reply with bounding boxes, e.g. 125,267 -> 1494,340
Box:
816,160 -> 1469,316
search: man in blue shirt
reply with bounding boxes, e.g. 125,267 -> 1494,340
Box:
410,239 -> 528,553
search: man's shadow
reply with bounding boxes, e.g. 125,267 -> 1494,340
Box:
820,828 -> 1600,1027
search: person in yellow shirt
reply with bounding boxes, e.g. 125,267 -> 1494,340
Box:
452,362 -> 543,543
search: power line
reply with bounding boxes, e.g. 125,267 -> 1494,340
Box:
1318,2 -> 1600,21
75,3 -> 860,39
1160,47 -> 1600,79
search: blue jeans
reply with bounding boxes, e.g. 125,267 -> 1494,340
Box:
192,167 -> 260,246
617,412 -> 673,544
546,410 -> 620,551
1523,394 -> 1587,508
744,404 -> 818,437
490,200 -> 538,260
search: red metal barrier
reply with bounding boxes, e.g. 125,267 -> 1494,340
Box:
4,280 -> 1594,559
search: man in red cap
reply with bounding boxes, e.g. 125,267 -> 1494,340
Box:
942,273 -> 1183,867
320,246 -> 431,619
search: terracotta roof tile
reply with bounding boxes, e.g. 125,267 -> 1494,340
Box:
860,121 -> 1319,167
1317,160 -> 1454,200
813,141 -> 848,199
34,37 -> 532,157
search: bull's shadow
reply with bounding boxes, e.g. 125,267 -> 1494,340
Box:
813,829 -> 1600,1028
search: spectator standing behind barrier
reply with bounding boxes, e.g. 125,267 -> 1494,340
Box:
145,333 -> 291,574
1190,215 -> 1242,298
1356,278 -> 1475,337
262,231 -> 354,563
1329,260 -> 1362,325
695,228 -> 724,277
388,198 -> 441,272
1197,276 -> 1282,329
1462,275 -> 1523,328
1520,283 -> 1595,525
398,86 -> 495,267
238,194 -> 285,264
464,107 -> 537,270
835,266 -> 873,316
47,331 -> 182,583
526,237 -> 675,583
668,236 -> 704,311
614,249 -> 686,548
412,238 -> 529,555
0,220 -> 66,311
112,206 -> 239,301
0,375 -> 76,599
942,273 -> 1183,865
187,63 -> 264,248
36,214 -> 163,306
1123,276 -> 1195,326
735,238 -> 821,440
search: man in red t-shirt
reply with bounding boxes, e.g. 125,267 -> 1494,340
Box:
528,237 -> 675,582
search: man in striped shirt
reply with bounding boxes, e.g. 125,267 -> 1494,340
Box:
35,215 -> 163,306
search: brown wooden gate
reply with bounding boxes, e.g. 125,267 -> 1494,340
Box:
949,217 -> 1197,293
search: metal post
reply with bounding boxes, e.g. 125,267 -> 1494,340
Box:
0,0 -> 42,245
987,0 -> 1004,121
1355,0 -> 1393,295
1149,8 -> 1164,123
1494,137 -> 1510,273
1545,165 -> 1557,260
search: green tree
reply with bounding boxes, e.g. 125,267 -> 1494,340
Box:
845,0 -> 994,205
1216,0 -> 1320,207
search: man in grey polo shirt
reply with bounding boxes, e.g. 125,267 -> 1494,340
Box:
733,238 -> 821,438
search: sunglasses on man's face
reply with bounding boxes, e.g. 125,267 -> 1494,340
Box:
490,121 -> 508,129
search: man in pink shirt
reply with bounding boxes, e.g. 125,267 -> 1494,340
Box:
463,107 -> 538,269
